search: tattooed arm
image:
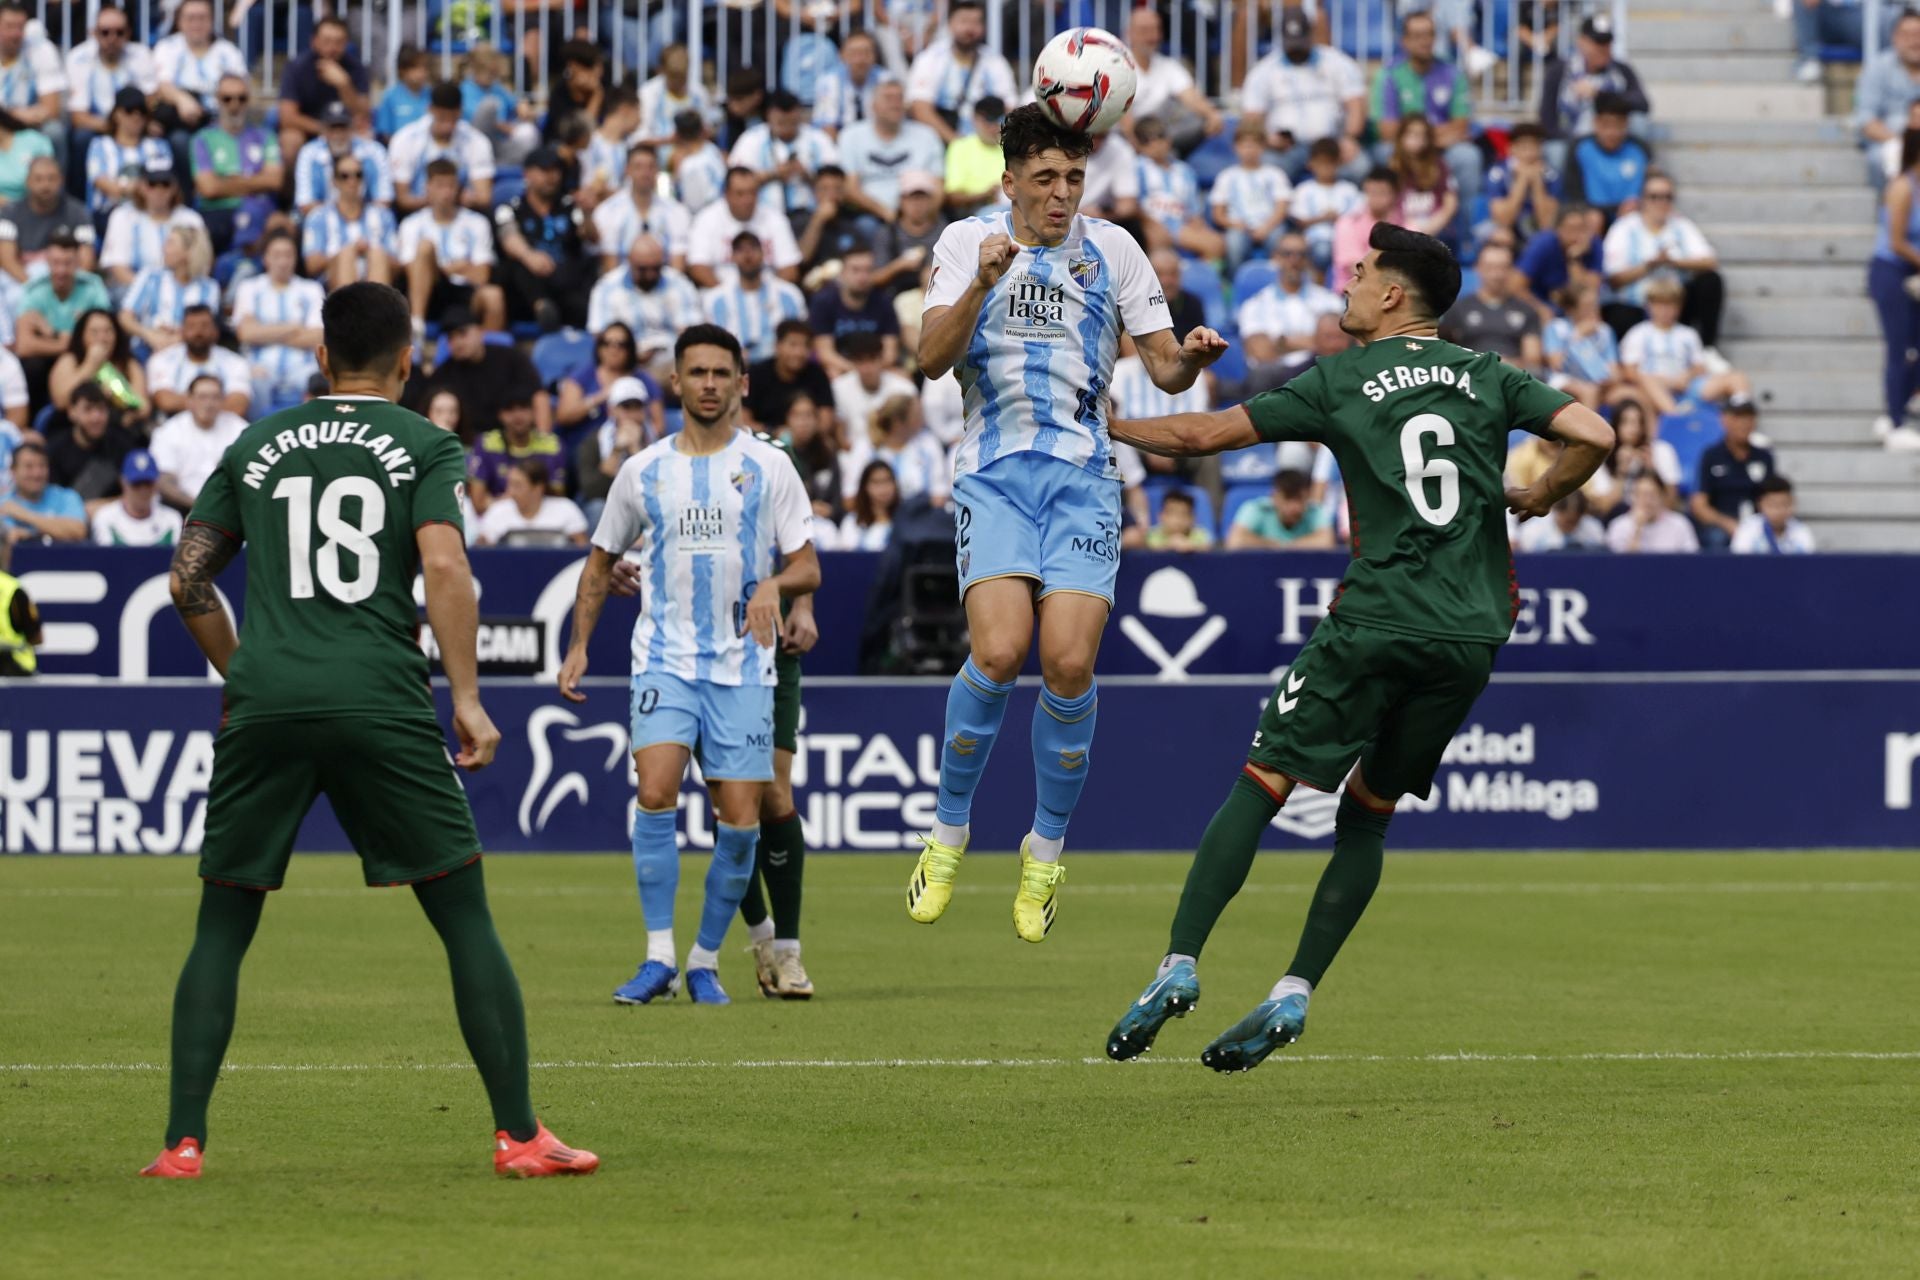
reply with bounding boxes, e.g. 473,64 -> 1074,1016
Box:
169,522 -> 241,677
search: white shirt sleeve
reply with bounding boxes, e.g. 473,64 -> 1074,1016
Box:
767,450 -> 815,555
99,206 -> 133,270
1113,440 -> 1147,487
148,416 -> 186,472
30,40 -> 66,95
0,349 -> 26,410
923,221 -> 981,310
686,208 -> 730,269
1618,324 -> 1648,369
388,126 -> 422,189
904,48 -> 943,104
395,212 -> 424,265
590,456 -> 649,554
219,350 -> 254,402
130,44 -> 159,95
1677,216 -> 1714,262
1107,227 -> 1174,337
465,212 -> 496,266
1601,218 -> 1633,277
461,127 -> 497,183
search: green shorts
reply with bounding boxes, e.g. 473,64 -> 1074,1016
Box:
198,716 -> 483,890
773,649 -> 803,754
1249,614 -> 1498,801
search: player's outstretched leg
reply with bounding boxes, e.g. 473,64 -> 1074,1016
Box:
1106,957 -> 1200,1061
908,655 -> 1016,923
141,882 -> 267,1178
413,861 -> 598,1175
685,821 -> 758,1005
617,805 -> 682,1004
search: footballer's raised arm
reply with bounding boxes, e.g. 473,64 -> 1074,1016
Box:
919,224 -> 1008,380
1108,405 -> 1260,459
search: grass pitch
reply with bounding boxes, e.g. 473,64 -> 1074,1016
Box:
4,850 -> 1918,1279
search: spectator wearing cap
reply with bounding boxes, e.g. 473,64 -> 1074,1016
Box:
686,166 -> 804,288
302,149 -> 398,288
745,317 -> 838,437
375,44 -> 433,142
573,375 -> 657,525
1133,117 -> 1226,261
149,372 -> 246,510
229,229 -> 323,415
119,223 -> 218,354
702,232 -> 808,364
1371,10 -> 1481,214
152,0 -> 246,144
1212,120 -> 1294,272
1564,94 -> 1650,227
1602,172 -> 1725,347
64,5 -> 154,179
1852,11 -> 1920,177
397,157 -> 505,332
0,154 -> 96,281
1690,395 -> 1777,552
668,109 -> 729,213
47,381 -> 133,507
586,234 -> 703,363
15,234 -> 112,399
422,306 -> 550,443
813,29 -> 898,137
99,158 -> 205,289
1440,242 -> 1544,369
1731,475 -> 1816,554
542,41 -> 606,147
873,171 -> 949,297
295,102 -> 395,216
0,3 -> 63,167
906,0 -> 1017,146
729,90 -> 838,238
1515,202 -> 1603,324
190,75 -> 283,254
0,105 -> 52,205
1539,16 -> 1650,157
276,14 -> 371,170
495,147 -> 597,333
473,457 -> 588,547
91,446 -> 181,546
593,145 -> 692,273
838,79 -> 946,234
945,95 -> 1009,216
809,246 -> 901,376
635,44 -> 716,154
146,305 -> 250,418
3,441 -> 86,544
1237,232 -> 1342,370
798,165 -> 872,275
1121,7 -> 1225,155
467,388 -> 564,514
1242,8 -> 1370,183
390,83 -> 496,216
84,88 -> 165,223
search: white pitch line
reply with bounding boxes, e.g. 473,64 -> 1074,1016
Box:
5,1050 -> 1919,1074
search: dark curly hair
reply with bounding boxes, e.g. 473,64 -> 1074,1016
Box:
1000,102 -> 1094,168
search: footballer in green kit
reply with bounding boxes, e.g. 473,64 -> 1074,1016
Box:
1103,223 -> 1616,1072
142,282 -> 598,1180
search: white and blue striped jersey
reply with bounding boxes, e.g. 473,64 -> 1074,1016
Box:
591,189 -> 692,262
1235,279 -> 1342,343
674,142 -> 729,212
728,124 -> 838,217
0,37 -> 64,111
1544,317 -> 1620,384
85,136 -> 172,215
582,131 -> 630,196
99,206 -> 207,277
302,201 -> 399,264
904,41 -> 1017,136
1136,157 -> 1203,235
64,40 -> 157,121
811,65 -> 898,131
702,276 -> 808,363
395,208 -> 495,285
152,35 -> 246,113
924,212 -> 1173,483
388,118 -> 495,200
1619,320 -> 1704,381
123,268 -> 221,332
1601,212 -> 1715,308
146,343 -> 253,407
1110,354 -> 1211,422
1289,177 -> 1361,254
294,136 -> 395,210
1210,164 -> 1294,228
592,430 -> 814,687
843,430 -> 951,504
230,274 -> 325,394
637,76 -> 717,148
586,264 -> 705,340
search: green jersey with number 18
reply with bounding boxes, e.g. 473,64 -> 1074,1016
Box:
185,395 -> 468,726
1245,337 -> 1574,644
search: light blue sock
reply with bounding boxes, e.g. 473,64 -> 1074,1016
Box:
937,656 -> 1017,827
631,806 -> 679,931
1031,682 -> 1098,841
694,823 -> 759,951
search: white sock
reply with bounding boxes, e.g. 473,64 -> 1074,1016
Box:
646,929 -> 676,966
1270,975 -> 1313,1003
772,938 -> 800,956
1159,952 -> 1197,977
748,918 -> 775,945
1025,832 -> 1064,863
932,819 -> 969,848
686,944 -> 721,973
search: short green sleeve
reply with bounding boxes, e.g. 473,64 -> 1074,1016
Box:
1245,364 -> 1331,444
1498,360 -> 1578,438
186,456 -> 244,541
411,430 -> 468,532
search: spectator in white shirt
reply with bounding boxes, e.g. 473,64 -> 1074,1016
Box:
813,30 -> 898,136
473,457 -> 589,547
147,306 -> 251,417
152,0 -> 245,138
1601,172 -> 1723,345
838,79 -> 947,229
65,5 -> 155,158
99,162 -> 206,289
230,230 -> 324,415
301,148 -> 397,288
843,390 -> 949,506
389,82 -> 496,216
1606,473 -> 1700,554
906,0 -> 1018,146
1120,7 -> 1224,153
832,332 -> 917,447
1080,130 -> 1143,225
1213,120 -> 1294,272
685,166 -> 804,288
1238,232 -> 1343,367
0,2 -> 65,166
1515,491 -> 1606,553
1730,475 -> 1816,554
1242,8 -> 1370,182
701,232 -> 808,364
838,458 -> 899,550
1619,278 -> 1748,416
593,145 -> 692,273
397,158 -> 504,332
1134,117 -> 1225,260
91,447 -> 183,546
729,90 -> 838,232
149,373 -> 246,509
634,44 -> 716,153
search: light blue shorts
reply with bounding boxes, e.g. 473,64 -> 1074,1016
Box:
953,453 -> 1121,604
630,672 -> 775,782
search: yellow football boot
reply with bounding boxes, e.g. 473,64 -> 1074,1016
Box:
907,832 -> 968,923
1012,838 -> 1065,942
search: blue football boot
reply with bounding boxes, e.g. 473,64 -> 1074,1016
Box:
1200,994 -> 1308,1073
613,960 -> 679,1005
684,968 -> 731,1006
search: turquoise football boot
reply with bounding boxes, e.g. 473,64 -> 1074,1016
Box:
1106,961 -> 1200,1061
1199,994 -> 1308,1073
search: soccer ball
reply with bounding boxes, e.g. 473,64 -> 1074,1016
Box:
1033,27 -> 1138,135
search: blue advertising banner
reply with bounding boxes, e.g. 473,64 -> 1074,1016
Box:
14,546 -> 1920,680
6,676 -> 1919,853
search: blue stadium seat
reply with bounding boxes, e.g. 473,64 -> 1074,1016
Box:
1142,479 -> 1215,535
31,402 -> 57,434
1210,326 -> 1248,385
432,329 -> 516,364
1186,117 -> 1239,193
1220,482 -> 1274,536
1181,259 -> 1228,332
1231,260 -> 1277,306
532,328 -> 595,386
492,165 -> 525,207
1660,405 -> 1725,493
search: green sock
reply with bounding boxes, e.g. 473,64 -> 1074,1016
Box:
1285,792 -> 1391,987
164,882 -> 268,1147
413,862 -> 537,1141
737,862 -> 770,930
1167,773 -> 1283,959
758,812 -> 806,941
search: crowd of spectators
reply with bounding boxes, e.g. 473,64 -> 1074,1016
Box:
0,1 -> 1813,560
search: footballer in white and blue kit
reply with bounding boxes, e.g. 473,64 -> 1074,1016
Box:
907,105 -> 1228,943
560,324 -> 821,1008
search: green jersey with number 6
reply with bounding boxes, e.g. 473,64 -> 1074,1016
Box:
185,394 -> 468,726
1245,337 -> 1573,644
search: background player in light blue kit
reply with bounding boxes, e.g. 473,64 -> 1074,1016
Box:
909,105 -> 1228,941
